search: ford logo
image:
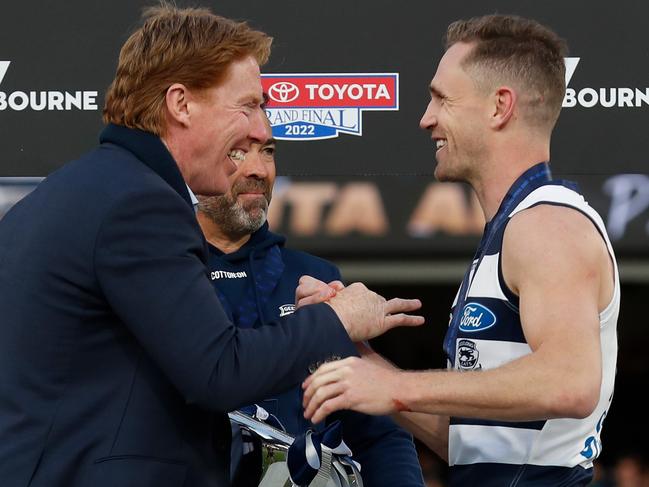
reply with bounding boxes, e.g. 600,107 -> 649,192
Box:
458,302 -> 496,332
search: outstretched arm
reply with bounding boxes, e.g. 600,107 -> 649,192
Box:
94,189 -> 422,412
355,341 -> 449,461
303,205 -> 612,425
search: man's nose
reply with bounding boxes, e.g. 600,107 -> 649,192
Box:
242,150 -> 268,179
419,102 -> 437,131
249,108 -> 269,142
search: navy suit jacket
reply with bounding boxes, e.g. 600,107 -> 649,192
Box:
0,124 -> 357,487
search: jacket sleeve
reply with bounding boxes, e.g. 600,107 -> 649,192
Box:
332,411 -> 425,487
93,187 -> 357,412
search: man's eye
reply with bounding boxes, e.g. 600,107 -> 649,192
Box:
242,103 -> 259,114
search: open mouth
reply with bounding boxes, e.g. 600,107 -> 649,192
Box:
435,139 -> 447,152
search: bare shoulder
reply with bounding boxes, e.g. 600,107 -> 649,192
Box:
502,204 -> 609,295
505,204 -> 603,251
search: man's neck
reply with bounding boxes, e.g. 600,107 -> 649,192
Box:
471,138 -> 550,222
160,131 -> 194,191
196,211 -> 251,254
471,168 -> 521,223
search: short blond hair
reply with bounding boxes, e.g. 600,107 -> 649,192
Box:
103,3 -> 272,135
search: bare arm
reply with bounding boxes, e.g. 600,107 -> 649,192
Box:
354,341 -> 449,460
303,205 -> 612,423
395,412 -> 449,462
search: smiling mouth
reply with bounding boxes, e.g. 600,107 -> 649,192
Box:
435,139 -> 447,151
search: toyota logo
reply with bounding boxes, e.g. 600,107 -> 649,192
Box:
268,82 -> 299,103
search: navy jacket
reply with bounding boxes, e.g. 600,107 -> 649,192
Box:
208,224 -> 425,486
0,124 -> 358,487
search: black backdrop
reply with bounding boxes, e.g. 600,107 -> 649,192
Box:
1,0 -> 648,257
1,0 -> 648,176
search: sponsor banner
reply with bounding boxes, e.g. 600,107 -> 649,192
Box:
5,173 -> 647,256
1,1 -> 648,177
563,58 -> 649,109
0,61 -> 99,112
262,73 -> 398,140
263,74 -> 398,108
264,173 -> 649,256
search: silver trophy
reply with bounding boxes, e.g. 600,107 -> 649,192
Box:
228,411 -> 363,487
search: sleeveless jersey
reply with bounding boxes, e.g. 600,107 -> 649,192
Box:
445,163 -> 619,486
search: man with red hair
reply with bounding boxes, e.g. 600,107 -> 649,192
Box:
0,5 -> 422,486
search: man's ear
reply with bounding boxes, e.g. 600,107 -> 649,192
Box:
491,86 -> 516,130
165,83 -> 191,127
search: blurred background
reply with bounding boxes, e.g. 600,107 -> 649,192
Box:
1,1 -> 648,485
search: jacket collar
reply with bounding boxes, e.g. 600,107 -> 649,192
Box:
99,123 -> 193,210
208,222 -> 286,262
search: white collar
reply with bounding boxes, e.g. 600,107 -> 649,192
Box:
185,184 -> 198,208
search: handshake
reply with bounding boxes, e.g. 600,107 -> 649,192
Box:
295,276 -> 424,343
293,276 -> 423,425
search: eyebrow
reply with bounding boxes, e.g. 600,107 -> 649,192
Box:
429,84 -> 445,99
261,92 -> 270,109
263,137 -> 276,146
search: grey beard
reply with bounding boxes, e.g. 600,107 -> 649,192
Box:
199,196 -> 268,239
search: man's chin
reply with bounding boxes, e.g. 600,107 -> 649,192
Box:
237,203 -> 267,220
433,163 -> 449,182
434,163 -> 463,183
242,212 -> 267,233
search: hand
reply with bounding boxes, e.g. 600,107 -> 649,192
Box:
326,282 -> 424,342
302,356 -> 404,424
295,276 -> 345,308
